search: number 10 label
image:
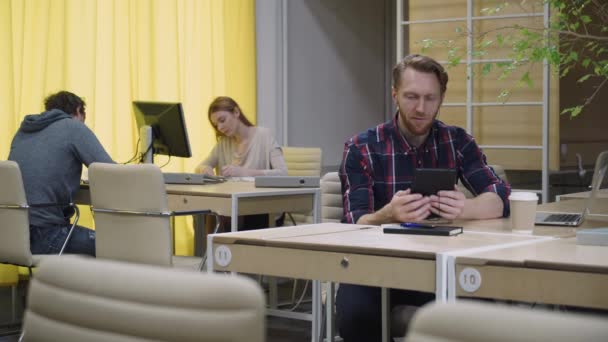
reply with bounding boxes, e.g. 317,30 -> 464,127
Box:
459,267 -> 482,293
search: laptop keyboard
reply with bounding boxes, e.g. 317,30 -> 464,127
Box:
543,213 -> 581,223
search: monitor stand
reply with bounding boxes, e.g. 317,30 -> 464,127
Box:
139,125 -> 153,164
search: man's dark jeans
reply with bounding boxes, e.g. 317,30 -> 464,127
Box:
336,283 -> 435,341
30,224 -> 96,257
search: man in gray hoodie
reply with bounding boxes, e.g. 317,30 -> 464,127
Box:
8,90 -> 114,256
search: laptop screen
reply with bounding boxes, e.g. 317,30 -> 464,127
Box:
586,150 -> 608,222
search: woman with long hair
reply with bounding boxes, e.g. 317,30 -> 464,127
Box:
195,96 -> 287,177
195,96 -> 288,233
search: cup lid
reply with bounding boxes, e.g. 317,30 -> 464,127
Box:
509,192 -> 538,201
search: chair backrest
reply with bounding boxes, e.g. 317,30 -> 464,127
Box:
88,163 -> 172,266
22,255 -> 266,342
404,301 -> 608,342
0,160 -> 33,267
458,164 -> 508,198
320,171 -> 343,222
282,146 -> 322,176
285,171 -> 343,225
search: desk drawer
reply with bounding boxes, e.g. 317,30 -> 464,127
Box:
455,264 -> 608,309
213,244 -> 435,292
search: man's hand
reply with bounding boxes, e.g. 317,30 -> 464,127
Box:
389,189 -> 432,222
429,186 -> 466,220
356,189 -> 432,225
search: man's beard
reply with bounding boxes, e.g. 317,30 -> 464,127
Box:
400,109 -> 438,137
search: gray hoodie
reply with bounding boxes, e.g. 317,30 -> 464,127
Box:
8,109 -> 114,227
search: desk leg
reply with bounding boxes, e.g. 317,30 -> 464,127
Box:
446,255 -> 457,302
313,190 -> 321,224
326,282 -> 335,342
11,285 -> 17,324
268,277 -> 278,309
171,216 -> 176,253
436,254 -> 448,302
231,194 -> 238,232
206,235 -> 214,273
312,280 -> 322,342
381,287 -> 390,342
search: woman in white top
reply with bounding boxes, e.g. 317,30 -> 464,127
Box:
195,96 -> 287,232
195,96 -> 287,177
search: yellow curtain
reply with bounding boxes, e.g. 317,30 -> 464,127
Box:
0,0 -> 257,279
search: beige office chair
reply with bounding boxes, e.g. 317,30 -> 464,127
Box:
21,255 -> 266,342
282,146 -> 323,176
88,163 -> 214,270
319,171 -> 343,222
281,146 -> 323,225
404,301 -> 608,342
284,171 -> 342,226
0,160 -> 79,323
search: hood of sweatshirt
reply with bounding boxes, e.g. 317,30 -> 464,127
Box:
19,109 -> 72,133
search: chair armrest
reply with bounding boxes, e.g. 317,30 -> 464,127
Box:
170,210 -> 212,217
29,202 -> 76,208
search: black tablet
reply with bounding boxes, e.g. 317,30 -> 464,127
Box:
410,168 -> 457,196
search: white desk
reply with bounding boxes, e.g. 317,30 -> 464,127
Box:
454,237 -> 608,309
77,181 -> 322,324
448,198 -> 608,307
207,199 -> 608,342
556,189 -> 608,201
77,180 -> 321,231
208,223 -> 548,342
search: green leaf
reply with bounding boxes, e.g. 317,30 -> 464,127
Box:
582,58 -> 591,68
577,74 -> 592,83
498,90 -> 510,102
480,40 -> 493,49
520,71 -> 533,88
580,15 -> 592,24
496,34 -> 504,47
482,63 -> 493,76
561,106 -> 583,118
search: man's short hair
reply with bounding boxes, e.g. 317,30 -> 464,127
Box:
392,54 -> 448,95
44,91 -> 86,116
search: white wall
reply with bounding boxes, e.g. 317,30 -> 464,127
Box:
256,0 -> 395,172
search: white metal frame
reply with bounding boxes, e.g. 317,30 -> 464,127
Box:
396,0 -> 551,202
209,188 -> 322,342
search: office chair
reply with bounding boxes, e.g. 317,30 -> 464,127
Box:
88,163 -> 217,270
282,146 -> 323,177
21,255 -> 266,342
0,160 -> 79,324
404,301 -> 608,342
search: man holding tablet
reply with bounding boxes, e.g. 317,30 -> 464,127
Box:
337,54 -> 511,341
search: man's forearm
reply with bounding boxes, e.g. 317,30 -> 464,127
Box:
356,203 -> 393,225
461,192 -> 504,219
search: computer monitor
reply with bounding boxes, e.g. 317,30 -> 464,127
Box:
133,101 -> 192,163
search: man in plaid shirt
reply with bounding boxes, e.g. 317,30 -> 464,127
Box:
336,54 -> 511,341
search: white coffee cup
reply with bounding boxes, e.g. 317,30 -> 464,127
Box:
508,192 -> 538,230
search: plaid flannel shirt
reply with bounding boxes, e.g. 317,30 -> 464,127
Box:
339,115 -> 511,224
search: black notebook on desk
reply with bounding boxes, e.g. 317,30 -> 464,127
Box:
382,224 -> 463,236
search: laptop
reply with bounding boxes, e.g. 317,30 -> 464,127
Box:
163,172 -> 226,185
254,176 -> 320,188
535,151 -> 608,226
